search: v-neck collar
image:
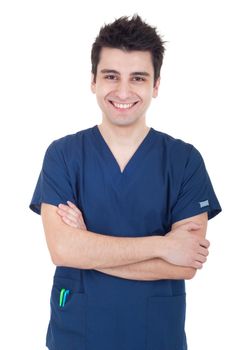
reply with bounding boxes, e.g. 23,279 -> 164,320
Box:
91,124 -> 156,191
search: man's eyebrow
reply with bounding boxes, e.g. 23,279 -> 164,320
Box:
131,71 -> 150,77
100,69 -> 150,77
100,69 -> 120,74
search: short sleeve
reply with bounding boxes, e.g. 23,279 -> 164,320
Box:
29,140 -> 75,215
171,146 -> 222,224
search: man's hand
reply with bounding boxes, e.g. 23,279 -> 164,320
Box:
57,201 -> 87,230
163,222 -> 210,269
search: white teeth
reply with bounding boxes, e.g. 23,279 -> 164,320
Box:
112,102 -> 135,109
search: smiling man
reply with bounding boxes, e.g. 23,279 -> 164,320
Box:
29,15 -> 222,350
92,48 -> 159,130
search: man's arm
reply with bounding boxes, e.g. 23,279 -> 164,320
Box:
96,212 -> 208,280
95,258 -> 196,281
56,203 -> 208,280
41,203 -> 166,269
42,202 -> 209,275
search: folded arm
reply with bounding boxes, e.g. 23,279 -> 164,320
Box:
41,202 -> 209,280
96,213 -> 208,280
96,258 -> 196,280
41,203 -> 166,269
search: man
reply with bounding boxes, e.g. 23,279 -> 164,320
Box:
29,15 -> 222,350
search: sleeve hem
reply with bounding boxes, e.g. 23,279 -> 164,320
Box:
29,199 -> 66,215
171,206 -> 222,225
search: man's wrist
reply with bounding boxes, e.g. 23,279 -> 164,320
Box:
148,235 -> 168,260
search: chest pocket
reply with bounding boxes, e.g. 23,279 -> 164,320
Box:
146,294 -> 187,350
46,276 -> 87,350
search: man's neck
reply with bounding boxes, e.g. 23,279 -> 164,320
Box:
97,122 -> 150,148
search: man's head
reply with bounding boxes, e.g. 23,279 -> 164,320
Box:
90,15 -> 166,128
91,15 -> 165,86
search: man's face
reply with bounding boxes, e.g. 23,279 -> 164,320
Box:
91,47 -> 160,127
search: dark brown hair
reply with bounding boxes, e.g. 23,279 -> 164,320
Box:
91,14 -> 166,85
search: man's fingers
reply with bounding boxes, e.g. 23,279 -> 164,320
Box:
57,207 -> 73,217
58,203 -> 83,218
192,261 -> 203,269
66,202 -> 86,226
196,254 -> 207,264
57,208 -> 78,222
58,203 -> 76,214
61,215 -> 78,228
57,202 -> 87,230
67,201 -> 81,213
199,246 -> 209,257
58,203 -> 77,214
200,239 -> 210,248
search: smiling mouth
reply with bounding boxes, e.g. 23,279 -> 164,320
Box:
109,101 -> 139,110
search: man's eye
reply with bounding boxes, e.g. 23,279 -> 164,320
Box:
105,75 -> 117,80
133,76 -> 145,82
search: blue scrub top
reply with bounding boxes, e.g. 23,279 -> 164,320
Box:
29,125 -> 221,350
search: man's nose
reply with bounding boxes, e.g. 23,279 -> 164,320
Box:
115,81 -> 132,100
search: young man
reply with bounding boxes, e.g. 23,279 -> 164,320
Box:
29,15 -> 222,350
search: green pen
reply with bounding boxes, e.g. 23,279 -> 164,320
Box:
59,288 -> 66,307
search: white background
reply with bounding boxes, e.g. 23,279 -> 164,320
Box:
0,0 -> 230,349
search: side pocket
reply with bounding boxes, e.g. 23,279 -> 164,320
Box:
146,294 -> 187,350
46,276 -> 87,350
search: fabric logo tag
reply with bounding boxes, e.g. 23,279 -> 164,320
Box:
199,200 -> 209,208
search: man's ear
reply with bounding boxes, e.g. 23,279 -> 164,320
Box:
91,73 -> 96,94
152,77 -> 161,98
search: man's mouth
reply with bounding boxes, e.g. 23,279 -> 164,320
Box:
109,100 -> 139,110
